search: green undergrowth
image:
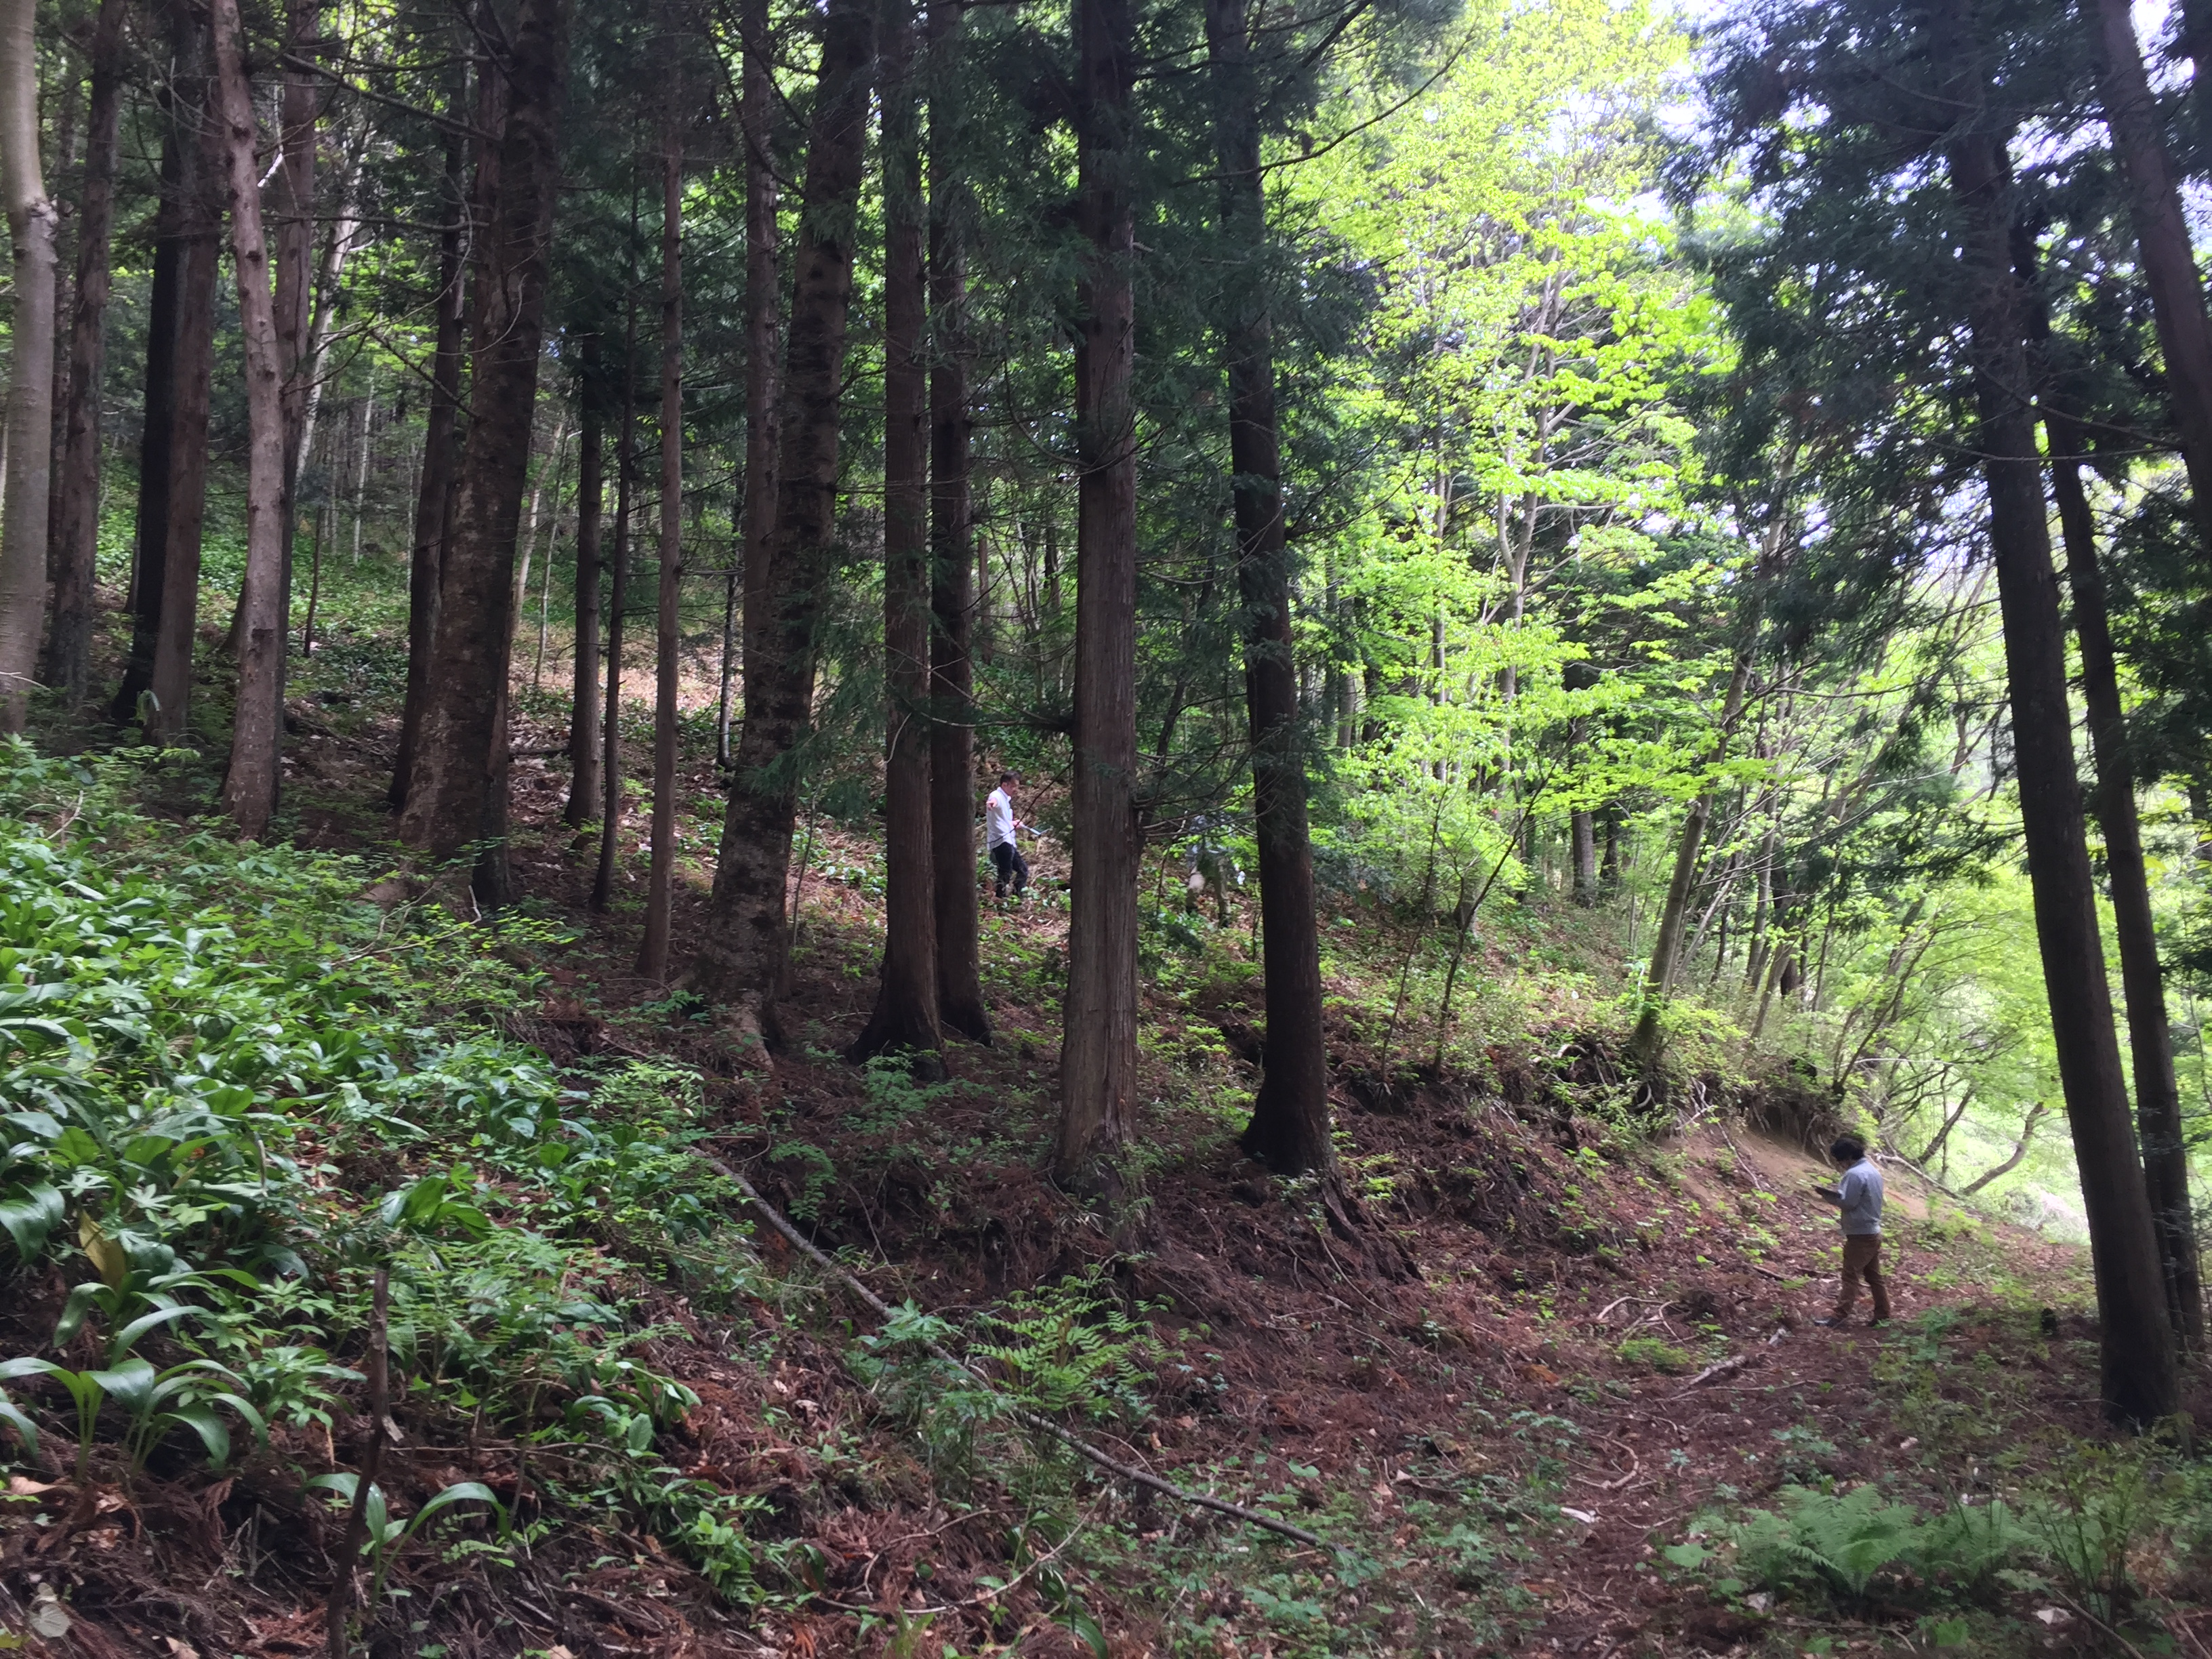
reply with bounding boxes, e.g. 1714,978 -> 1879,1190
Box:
1651,1307 -> 2212,1654
0,741 -> 802,1618
3,738 -> 1536,1656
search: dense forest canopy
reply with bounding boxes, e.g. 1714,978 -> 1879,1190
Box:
1,0 -> 2211,1645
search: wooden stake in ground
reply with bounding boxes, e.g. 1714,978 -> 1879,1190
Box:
1056,0 -> 1141,1189
0,0 -> 59,731
211,0 -> 291,840
638,88 -> 684,983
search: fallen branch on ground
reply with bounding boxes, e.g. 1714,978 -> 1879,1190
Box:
697,1145 -> 1335,1553
1668,1355 -> 1748,1397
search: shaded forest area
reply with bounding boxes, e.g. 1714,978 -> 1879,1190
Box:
1,0 -> 2211,1652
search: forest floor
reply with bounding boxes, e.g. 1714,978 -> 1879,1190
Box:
5,630 -> 2211,1659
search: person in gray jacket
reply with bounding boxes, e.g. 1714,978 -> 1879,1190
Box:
1811,1134 -> 1891,1327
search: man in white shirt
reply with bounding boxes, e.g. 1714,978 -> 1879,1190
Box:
1812,1133 -> 1891,1326
985,771 -> 1028,901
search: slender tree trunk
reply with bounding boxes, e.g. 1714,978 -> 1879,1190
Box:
1627,634 -> 1761,1069
0,0 -> 59,729
148,58 -> 218,747
592,302 -> 638,914
2043,405 -> 2205,1348
399,0 -> 571,906
739,0 -> 779,714
1935,5 -> 2178,1425
392,107 -> 468,808
1571,808 -> 1597,903
2083,0 -> 2212,562
695,0 -> 874,1044
1204,0 -> 1331,1177
928,0 -> 989,1044
1055,0 -> 1140,1189
272,0 -> 317,726
211,0 -> 290,838
564,335 -> 604,827
42,0 -> 124,707
638,110 -> 684,982
853,0 -> 942,1067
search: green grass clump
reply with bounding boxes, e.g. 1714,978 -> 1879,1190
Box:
1617,1335 -> 1694,1373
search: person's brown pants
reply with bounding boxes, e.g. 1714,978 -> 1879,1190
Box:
1832,1234 -> 1891,1323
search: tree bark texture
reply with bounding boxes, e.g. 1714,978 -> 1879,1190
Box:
565,336 -> 605,827
1935,1 -> 2179,1424
852,0 -> 942,1066
739,0 -> 779,708
43,0 -> 125,708
2083,0 -> 2212,565
0,0 -> 59,730
638,118 -> 684,982
148,56 -> 218,748
2044,413 -> 2205,1348
112,111 -> 182,724
399,0 -> 571,905
696,0 -> 875,1044
928,0 -> 989,1044
392,109 -> 468,808
1055,0 -> 1141,1189
1204,0 -> 1332,1178
211,0 -> 293,839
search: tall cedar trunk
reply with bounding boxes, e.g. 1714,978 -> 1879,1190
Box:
1935,0 -> 2178,1424
2041,408 -> 2205,1348
43,0 -> 125,706
739,0 -> 779,705
212,0 -> 292,839
1571,808 -> 1598,903
851,0 -> 943,1065
563,335 -> 604,827
0,0 -> 58,730
1055,0 -> 1140,1188
928,0 -> 989,1044
392,106 -> 468,808
591,302 -> 638,912
2084,0 -> 2212,560
638,114 -> 684,981
1204,0 -> 1331,1176
112,112 -> 182,723
2013,221 -> 2206,1348
148,52 -> 218,747
399,0 -> 571,905
695,0 -> 874,1043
